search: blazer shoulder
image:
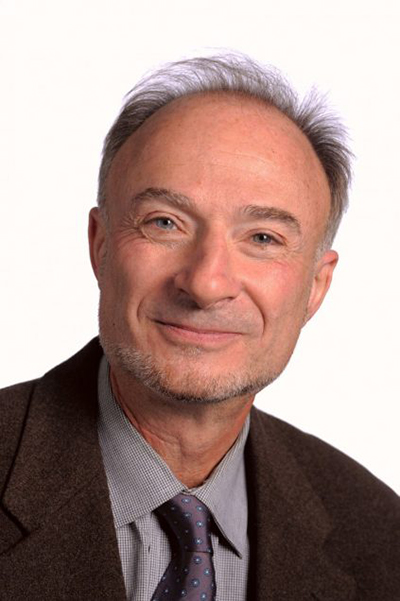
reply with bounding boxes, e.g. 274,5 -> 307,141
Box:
0,378 -> 37,431
0,378 -> 37,401
251,406 -> 399,507
0,379 -> 37,492
0,338 -> 102,459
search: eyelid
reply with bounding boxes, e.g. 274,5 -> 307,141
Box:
250,229 -> 284,244
141,212 -> 190,236
143,212 -> 181,227
147,215 -> 177,225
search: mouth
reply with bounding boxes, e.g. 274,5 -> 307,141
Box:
154,320 -> 242,346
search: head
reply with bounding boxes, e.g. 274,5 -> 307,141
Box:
89,54 -> 352,405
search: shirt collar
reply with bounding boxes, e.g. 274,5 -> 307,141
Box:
97,355 -> 249,558
192,417 -> 249,558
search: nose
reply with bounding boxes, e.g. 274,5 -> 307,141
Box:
173,233 -> 242,309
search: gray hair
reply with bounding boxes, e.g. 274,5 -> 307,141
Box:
97,53 -> 352,247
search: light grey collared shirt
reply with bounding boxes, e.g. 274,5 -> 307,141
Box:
97,355 -> 249,601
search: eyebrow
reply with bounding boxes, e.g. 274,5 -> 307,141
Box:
241,204 -> 301,234
130,187 -> 301,234
130,187 -> 195,210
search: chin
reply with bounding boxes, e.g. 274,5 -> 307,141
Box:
99,333 -> 283,406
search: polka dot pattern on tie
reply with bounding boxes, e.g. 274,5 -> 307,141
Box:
151,493 -> 217,601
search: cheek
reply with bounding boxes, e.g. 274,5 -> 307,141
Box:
251,261 -> 313,325
102,242 -> 167,314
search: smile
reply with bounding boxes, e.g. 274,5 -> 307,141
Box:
155,320 -> 242,346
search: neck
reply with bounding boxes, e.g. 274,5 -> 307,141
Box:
110,368 -> 254,488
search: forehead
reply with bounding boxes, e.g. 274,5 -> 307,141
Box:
106,93 -> 330,232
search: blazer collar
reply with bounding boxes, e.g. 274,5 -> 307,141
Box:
246,407 -> 356,601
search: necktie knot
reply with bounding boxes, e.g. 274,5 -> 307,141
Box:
156,493 -> 213,554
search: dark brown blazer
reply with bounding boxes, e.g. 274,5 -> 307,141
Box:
1,339 -> 399,600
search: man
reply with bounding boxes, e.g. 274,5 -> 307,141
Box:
1,55 -> 399,600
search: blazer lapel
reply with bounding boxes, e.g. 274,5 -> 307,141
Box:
246,408 -> 356,601
0,339 -> 127,600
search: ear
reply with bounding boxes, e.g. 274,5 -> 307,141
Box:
88,207 -> 107,283
304,250 -> 338,324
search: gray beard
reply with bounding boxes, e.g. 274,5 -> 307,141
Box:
99,333 -> 281,405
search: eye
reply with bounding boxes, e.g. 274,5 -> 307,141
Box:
151,217 -> 177,230
252,232 -> 277,245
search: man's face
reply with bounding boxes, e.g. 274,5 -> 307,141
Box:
89,94 -> 337,404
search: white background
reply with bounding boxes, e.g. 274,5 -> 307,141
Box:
0,0 -> 399,493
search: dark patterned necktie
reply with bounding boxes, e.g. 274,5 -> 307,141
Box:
151,493 -> 217,601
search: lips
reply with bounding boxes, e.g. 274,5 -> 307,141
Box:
154,320 -> 242,346
155,320 -> 240,336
